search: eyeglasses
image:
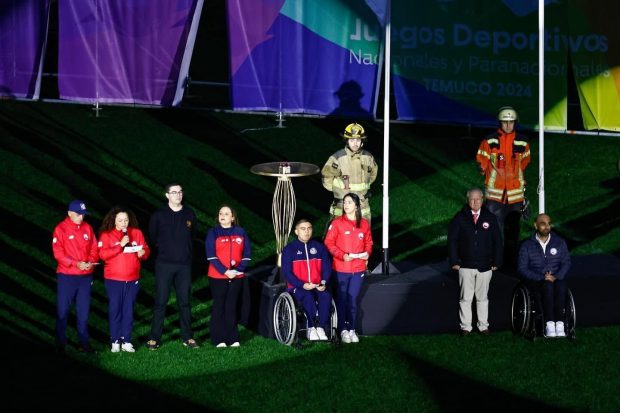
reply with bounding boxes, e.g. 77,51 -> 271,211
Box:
168,190 -> 183,196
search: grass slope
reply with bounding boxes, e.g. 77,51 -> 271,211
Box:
1,100 -> 619,412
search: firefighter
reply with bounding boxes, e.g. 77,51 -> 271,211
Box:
477,106 -> 531,268
321,123 -> 378,223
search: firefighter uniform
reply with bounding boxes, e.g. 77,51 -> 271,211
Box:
321,124 -> 378,222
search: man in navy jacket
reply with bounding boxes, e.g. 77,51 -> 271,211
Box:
518,213 -> 571,337
448,188 -> 503,336
281,219 -> 332,341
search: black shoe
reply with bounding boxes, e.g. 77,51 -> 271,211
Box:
479,329 -> 491,336
146,339 -> 160,350
183,338 -> 200,349
460,329 -> 471,337
77,343 -> 96,354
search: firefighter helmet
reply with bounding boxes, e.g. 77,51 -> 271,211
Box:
342,123 -> 367,140
498,107 -> 518,122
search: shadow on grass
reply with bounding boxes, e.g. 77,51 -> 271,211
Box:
401,352 -> 571,412
2,333 -> 217,412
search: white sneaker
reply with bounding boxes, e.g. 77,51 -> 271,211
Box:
349,330 -> 359,343
307,327 -> 320,341
111,342 -> 120,353
341,330 -> 351,343
121,342 -> 135,353
545,321 -> 557,338
555,321 -> 566,338
230,342 -> 240,347
316,327 -> 328,341
216,342 -> 227,348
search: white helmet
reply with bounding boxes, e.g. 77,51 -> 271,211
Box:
498,106 -> 518,122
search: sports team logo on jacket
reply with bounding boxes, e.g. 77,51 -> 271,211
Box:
186,220 -> 192,228
482,222 -> 490,229
550,248 -> 558,255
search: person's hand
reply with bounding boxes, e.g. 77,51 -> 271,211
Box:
121,235 -> 130,247
343,254 -> 352,262
491,266 -> 498,271
451,265 -> 460,271
358,252 -> 369,260
77,261 -> 91,270
316,284 -> 326,292
137,249 -> 145,258
544,272 -> 556,282
303,282 -> 316,290
225,269 -> 238,279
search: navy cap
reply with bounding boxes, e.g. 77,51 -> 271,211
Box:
67,200 -> 89,215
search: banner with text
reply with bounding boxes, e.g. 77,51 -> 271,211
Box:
390,0 -> 571,129
57,0 -> 203,106
227,0 -> 382,117
0,0 -> 50,99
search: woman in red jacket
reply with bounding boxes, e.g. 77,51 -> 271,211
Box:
98,206 -> 150,353
205,204 -> 252,348
324,193 -> 373,343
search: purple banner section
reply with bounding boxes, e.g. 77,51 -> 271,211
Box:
0,0 -> 50,99
228,3 -> 379,117
58,0 -> 202,106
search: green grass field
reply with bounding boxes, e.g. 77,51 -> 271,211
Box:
1,100 -> 619,411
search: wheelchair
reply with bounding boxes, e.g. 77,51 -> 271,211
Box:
511,282 -> 576,340
272,291 -> 338,346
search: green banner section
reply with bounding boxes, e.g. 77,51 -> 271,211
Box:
391,0 -> 568,129
280,0 -> 381,55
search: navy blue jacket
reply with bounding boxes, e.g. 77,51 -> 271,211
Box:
148,204 -> 196,265
281,238 -> 331,290
518,232 -> 571,281
448,205 -> 503,271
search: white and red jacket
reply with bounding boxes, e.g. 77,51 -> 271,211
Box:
52,216 -> 99,275
98,228 -> 150,281
205,226 -> 251,279
324,215 -> 373,273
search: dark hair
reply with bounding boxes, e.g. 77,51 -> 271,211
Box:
294,218 -> 312,229
164,183 -> 182,193
99,206 -> 140,234
343,193 -> 362,228
216,204 -> 239,227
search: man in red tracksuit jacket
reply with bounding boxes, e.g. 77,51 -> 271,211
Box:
52,200 -> 99,353
281,219 -> 332,341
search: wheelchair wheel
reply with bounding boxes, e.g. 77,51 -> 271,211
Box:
511,284 -> 531,335
328,299 -> 338,341
273,292 -> 296,345
565,289 -> 577,339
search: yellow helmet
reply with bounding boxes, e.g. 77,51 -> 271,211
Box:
342,123 -> 367,140
498,106 -> 518,122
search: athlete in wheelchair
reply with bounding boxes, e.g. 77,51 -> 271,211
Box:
274,219 -> 337,345
513,213 -> 575,339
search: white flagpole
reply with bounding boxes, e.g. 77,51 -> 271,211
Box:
381,0 -> 392,274
538,0 -> 545,213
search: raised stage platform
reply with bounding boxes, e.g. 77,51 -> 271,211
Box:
246,254 -> 620,338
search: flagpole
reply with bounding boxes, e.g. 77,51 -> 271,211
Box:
381,0 -> 392,274
538,0 -> 545,213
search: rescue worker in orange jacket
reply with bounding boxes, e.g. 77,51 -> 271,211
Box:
321,123 -> 378,223
477,106 -> 531,268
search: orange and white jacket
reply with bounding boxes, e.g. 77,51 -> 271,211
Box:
477,129 -> 530,204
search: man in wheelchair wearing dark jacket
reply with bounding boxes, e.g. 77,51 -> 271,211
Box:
518,213 -> 571,338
